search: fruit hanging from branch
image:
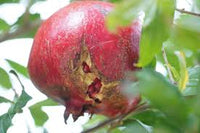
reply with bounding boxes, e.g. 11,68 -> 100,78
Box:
28,1 -> 142,122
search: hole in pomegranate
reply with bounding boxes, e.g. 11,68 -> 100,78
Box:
87,78 -> 102,103
82,61 -> 91,73
94,98 -> 102,103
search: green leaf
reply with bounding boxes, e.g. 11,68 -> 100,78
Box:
0,19 -> 10,32
109,128 -> 122,133
161,43 -> 181,73
29,99 -> 58,126
0,113 -> 15,133
195,0 -> 200,10
0,67 -> 12,89
190,96 -> 200,118
0,96 -> 14,104
174,27 -> 200,50
0,0 -> 20,4
30,13 -> 40,21
136,69 -> 189,128
185,50 -> 200,68
83,115 -> 108,133
116,119 -> 149,133
6,59 -> 29,78
123,120 -> 149,133
133,109 -> 166,126
9,89 -> 32,113
183,96 -> 200,132
0,89 -> 31,133
177,15 -> 200,33
165,64 -> 180,82
106,0 -> 146,32
183,66 -> 200,96
170,19 -> 200,51
106,0 -> 159,32
145,57 -> 156,69
175,51 -> 188,91
132,109 -> 181,132
137,0 -> 175,66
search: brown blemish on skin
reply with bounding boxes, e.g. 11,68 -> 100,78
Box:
87,77 -> 102,101
64,42 -> 127,116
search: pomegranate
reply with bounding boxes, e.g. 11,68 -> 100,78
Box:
28,1 -> 142,121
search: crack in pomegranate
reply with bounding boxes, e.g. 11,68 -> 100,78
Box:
69,44 -> 120,100
87,78 -> 102,103
82,61 -> 91,73
64,44 -> 122,120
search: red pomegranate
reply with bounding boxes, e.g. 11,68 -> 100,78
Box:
28,1 -> 142,121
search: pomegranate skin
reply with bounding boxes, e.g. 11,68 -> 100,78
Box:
28,1 -> 142,120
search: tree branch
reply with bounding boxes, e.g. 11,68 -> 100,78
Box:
82,103 -> 149,133
176,8 -> 200,17
0,20 -> 41,43
0,0 -> 41,43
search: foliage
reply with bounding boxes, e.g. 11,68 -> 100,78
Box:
29,99 -> 58,126
6,59 -> 29,78
0,85 -> 32,133
0,0 -> 200,132
0,67 -> 12,89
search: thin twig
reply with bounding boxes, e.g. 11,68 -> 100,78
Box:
176,8 -> 200,17
0,20 -> 41,43
162,47 -> 176,84
82,103 -> 149,133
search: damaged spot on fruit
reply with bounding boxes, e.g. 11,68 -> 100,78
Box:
67,43 -> 121,101
82,61 -> 91,73
94,98 -> 102,103
65,43 -> 123,118
87,78 -> 102,102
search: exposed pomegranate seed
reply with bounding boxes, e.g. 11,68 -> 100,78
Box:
82,62 -> 91,73
87,78 -> 102,101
